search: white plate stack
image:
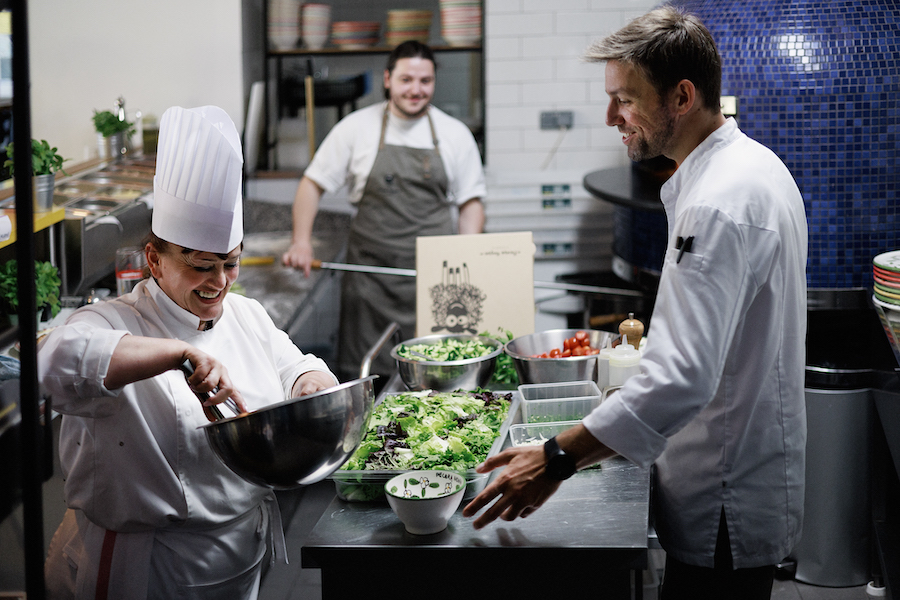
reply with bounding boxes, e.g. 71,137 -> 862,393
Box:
440,0 -> 481,46
268,0 -> 302,51
301,3 -> 331,50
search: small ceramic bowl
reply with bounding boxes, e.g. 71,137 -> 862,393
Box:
384,470 -> 466,535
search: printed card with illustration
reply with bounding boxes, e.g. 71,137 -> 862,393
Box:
415,231 -> 535,338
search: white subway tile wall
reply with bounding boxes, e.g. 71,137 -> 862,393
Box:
482,0 -> 657,326
484,0 -> 656,172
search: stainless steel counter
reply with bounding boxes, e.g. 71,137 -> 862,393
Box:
302,454 -> 650,599
237,211 -> 350,333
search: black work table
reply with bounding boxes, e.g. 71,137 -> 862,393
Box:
301,456 -> 650,599
583,165 -> 666,212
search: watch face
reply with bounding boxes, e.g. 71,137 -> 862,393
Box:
546,452 -> 577,481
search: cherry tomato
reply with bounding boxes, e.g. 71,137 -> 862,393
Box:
572,346 -> 586,356
561,348 -> 571,357
575,330 -> 588,343
549,348 -> 561,358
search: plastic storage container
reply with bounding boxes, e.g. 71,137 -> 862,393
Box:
519,380 -> 602,423
509,421 -> 583,446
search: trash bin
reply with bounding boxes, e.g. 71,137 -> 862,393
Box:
791,385 -> 873,587
789,296 -> 900,587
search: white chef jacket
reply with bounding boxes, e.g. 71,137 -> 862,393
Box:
39,277 -> 337,598
304,101 -> 486,206
582,118 -> 808,569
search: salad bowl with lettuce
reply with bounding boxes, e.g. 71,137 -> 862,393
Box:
391,334 -> 504,392
331,389 -> 519,502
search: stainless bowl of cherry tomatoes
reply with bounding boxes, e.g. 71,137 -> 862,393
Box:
503,329 -> 618,384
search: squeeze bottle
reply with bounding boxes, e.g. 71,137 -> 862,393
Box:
608,338 -> 641,386
597,337 -> 614,390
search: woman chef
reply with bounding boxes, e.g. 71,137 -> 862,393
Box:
39,105 -> 337,599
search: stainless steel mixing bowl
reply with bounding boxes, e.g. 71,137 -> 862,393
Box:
198,375 -> 377,489
391,334 -> 504,392
504,329 -> 618,384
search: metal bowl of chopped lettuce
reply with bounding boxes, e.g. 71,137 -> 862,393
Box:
391,334 -> 504,392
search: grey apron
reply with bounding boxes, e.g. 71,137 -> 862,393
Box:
338,105 -> 453,380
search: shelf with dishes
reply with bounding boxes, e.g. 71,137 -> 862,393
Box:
269,2 -> 482,53
259,1 -> 485,172
268,42 -> 481,57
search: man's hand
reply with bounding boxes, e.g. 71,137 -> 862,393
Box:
462,423 -> 615,529
282,240 -> 315,277
462,445 -> 562,529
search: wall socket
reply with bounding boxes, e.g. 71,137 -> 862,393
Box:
540,111 -> 574,130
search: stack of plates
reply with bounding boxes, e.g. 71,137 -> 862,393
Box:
872,250 -> 900,367
440,0 -> 482,46
269,0 -> 302,51
874,250 -> 900,305
386,9 -> 433,46
331,21 -> 381,49
301,3 -> 331,50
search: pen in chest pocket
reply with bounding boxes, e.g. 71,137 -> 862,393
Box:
676,236 -> 694,264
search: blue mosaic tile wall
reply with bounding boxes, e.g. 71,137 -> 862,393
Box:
675,0 -> 900,289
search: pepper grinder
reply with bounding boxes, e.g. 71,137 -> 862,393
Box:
618,312 -> 644,352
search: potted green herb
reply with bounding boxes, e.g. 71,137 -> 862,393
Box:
0,259 -> 62,324
93,109 -> 135,159
3,139 -> 69,211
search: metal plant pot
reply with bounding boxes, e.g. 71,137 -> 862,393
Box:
33,173 -> 54,211
97,131 -> 126,160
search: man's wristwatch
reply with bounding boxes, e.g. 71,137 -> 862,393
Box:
543,436 -> 577,481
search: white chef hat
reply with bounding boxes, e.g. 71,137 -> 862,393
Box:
152,105 -> 243,253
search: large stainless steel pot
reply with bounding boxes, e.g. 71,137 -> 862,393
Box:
198,375 -> 377,489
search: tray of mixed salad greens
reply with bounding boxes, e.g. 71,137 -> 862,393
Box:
331,388 -> 520,502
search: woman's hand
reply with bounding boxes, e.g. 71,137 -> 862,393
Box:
181,347 -> 248,413
291,371 -> 336,397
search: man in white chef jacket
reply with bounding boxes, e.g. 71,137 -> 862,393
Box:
40,105 -> 337,599
463,7 -> 808,600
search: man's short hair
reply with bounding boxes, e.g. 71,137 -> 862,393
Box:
585,6 -> 722,112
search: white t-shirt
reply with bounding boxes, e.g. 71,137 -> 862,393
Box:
304,101 -> 486,206
583,119 -> 808,569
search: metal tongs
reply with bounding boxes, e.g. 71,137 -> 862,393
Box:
178,359 -> 241,421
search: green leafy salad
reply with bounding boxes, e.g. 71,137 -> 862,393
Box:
396,337 -> 498,362
341,389 -> 513,473
480,328 -> 518,388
